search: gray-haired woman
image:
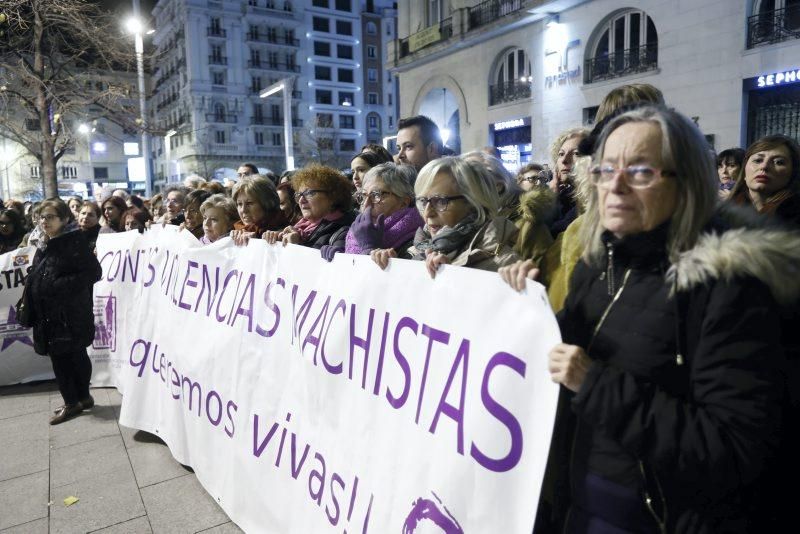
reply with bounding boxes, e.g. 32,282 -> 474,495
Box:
408,156 -> 520,277
522,105 -> 797,532
339,163 -> 423,267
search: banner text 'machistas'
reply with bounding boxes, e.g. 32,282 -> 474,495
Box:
109,246 -> 528,474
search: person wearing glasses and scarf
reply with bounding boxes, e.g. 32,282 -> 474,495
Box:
338,163 -> 423,268
407,156 -> 520,277
262,164 -> 355,256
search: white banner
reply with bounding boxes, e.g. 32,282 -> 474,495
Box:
0,246 -> 53,386
98,227 -> 561,533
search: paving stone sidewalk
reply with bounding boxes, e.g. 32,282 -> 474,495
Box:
0,382 -> 243,534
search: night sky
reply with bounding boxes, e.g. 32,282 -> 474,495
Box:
98,0 -> 158,18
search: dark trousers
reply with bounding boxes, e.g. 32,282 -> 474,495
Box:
50,347 -> 92,406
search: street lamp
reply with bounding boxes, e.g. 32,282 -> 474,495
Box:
260,78 -> 295,171
125,2 -> 153,197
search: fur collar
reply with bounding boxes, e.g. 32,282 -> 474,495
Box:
667,206 -> 800,306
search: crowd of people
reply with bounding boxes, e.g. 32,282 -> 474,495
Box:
11,81 -> 800,533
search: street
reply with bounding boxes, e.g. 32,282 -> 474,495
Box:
0,383 -> 241,533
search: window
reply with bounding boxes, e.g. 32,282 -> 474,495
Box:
490,48 -> 531,106
314,41 -> 331,56
312,0 -> 327,7
212,71 -> 225,85
749,0 -> 800,47
254,131 -> 264,145
215,130 -> 226,144
253,103 -> 264,121
30,165 -> 41,179
367,21 -> 377,35
427,0 -> 441,25
336,20 -> 352,35
60,166 -> 78,179
339,115 -> 355,129
251,76 -> 262,93
337,44 -> 353,59
250,48 -> 261,67
335,0 -> 351,11
248,25 -> 259,40
272,132 -> 282,145
316,113 -> 334,127
339,139 -> 356,152
315,65 -> 332,80
339,91 -> 354,106
368,68 -> 378,82
214,102 -> 226,121
94,167 -> 109,180
316,90 -> 333,104
367,45 -> 377,59
25,118 -> 38,131
388,93 -> 393,105
585,9 -> 658,83
313,17 -> 329,32
338,68 -> 354,83
368,115 -> 378,128
367,92 -> 378,105
388,116 -> 393,127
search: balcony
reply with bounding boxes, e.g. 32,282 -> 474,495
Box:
399,18 -> 453,59
207,27 -> 227,38
250,117 -> 304,127
246,61 -> 301,73
205,113 -> 238,124
209,55 -> 228,65
489,79 -> 532,106
245,1 -> 296,19
584,42 -> 658,84
468,0 -> 524,31
747,6 -> 800,48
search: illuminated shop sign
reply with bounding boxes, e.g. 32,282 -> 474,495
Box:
492,118 -> 529,131
757,68 -> 800,88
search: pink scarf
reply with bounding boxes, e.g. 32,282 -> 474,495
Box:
293,211 -> 344,242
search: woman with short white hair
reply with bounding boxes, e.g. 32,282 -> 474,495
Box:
408,156 -> 519,277
342,163 -> 423,268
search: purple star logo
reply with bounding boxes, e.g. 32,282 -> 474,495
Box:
0,306 -> 34,351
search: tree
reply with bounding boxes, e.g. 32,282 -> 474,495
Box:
0,0 -> 141,198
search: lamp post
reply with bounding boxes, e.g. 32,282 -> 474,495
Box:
260,78 -> 295,171
126,4 -> 153,197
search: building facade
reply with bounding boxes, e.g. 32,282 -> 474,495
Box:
389,0 -> 800,171
150,0 -> 398,185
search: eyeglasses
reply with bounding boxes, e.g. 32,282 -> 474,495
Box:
517,172 -> 548,186
415,195 -> 465,212
39,214 -> 60,222
0,221 -> 11,227
589,165 -> 673,189
294,189 -> 328,201
356,190 -> 394,204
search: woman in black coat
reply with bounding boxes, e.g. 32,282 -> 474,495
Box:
27,198 -> 102,425
0,208 -> 26,254
504,107 -> 796,533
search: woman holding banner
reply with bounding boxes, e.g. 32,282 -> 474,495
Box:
506,106 -> 799,532
407,156 -> 519,277
26,198 -> 102,425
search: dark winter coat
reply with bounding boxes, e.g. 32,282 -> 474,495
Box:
28,229 -> 102,356
302,211 -> 356,251
541,216 -> 800,534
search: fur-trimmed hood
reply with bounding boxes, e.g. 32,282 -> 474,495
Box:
668,206 -> 800,306
518,186 -> 558,225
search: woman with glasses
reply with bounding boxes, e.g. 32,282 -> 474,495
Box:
728,134 -> 800,228
98,196 -> 127,234
515,163 -> 548,192
408,156 -> 520,277
507,106 -> 796,533
0,208 -> 26,254
25,198 -> 102,425
262,164 -> 355,255
229,175 -> 287,246
337,163 -> 422,268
